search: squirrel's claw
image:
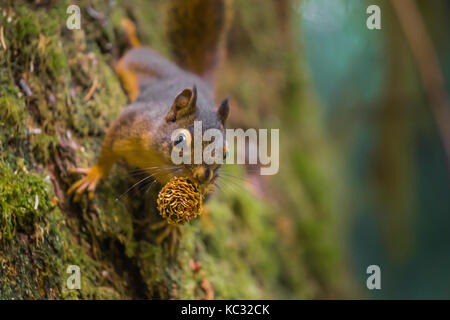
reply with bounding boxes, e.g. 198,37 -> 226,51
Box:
68,166 -> 102,201
151,222 -> 183,255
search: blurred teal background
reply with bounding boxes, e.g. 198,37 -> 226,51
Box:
299,0 -> 450,299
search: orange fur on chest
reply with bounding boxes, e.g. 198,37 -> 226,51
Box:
112,135 -> 172,183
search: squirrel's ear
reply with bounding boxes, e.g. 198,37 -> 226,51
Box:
217,97 -> 229,125
166,86 -> 197,122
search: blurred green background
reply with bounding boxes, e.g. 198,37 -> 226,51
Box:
299,0 -> 450,299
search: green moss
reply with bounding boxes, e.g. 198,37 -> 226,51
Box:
0,2 -> 129,300
0,160 -> 59,298
292,152 -> 328,208
14,7 -> 40,42
0,160 -> 127,299
0,162 -> 47,242
0,92 -> 27,145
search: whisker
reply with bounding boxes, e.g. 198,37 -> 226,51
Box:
129,164 -> 180,172
218,171 -> 259,187
218,180 -> 240,194
214,182 -> 223,193
140,167 -> 182,194
171,167 -> 184,177
219,174 -> 253,191
144,179 -> 159,195
216,177 -> 240,193
219,172 -> 246,181
127,169 -> 174,179
127,165 -> 180,176
115,171 -> 162,201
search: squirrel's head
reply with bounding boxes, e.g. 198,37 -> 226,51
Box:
156,86 -> 229,195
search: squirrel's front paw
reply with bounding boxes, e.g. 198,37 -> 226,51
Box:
67,166 -> 103,201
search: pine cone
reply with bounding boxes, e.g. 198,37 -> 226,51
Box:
157,177 -> 203,225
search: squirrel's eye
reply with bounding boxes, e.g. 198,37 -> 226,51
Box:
172,128 -> 192,152
174,134 -> 186,146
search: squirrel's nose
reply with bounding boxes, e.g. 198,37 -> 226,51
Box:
193,167 -> 213,184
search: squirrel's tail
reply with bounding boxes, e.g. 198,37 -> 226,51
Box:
164,0 -> 231,79
120,18 -> 141,48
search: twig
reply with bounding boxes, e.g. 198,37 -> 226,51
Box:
0,26 -> 6,50
19,79 -> 32,96
83,77 -> 98,101
391,0 -> 450,173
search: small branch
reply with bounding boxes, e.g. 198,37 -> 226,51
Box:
391,0 -> 450,172
0,26 -> 6,50
83,77 -> 98,102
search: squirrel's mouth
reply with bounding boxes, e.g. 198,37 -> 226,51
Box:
189,175 -> 217,196
197,178 -> 218,196
176,166 -> 219,196
162,165 -> 220,196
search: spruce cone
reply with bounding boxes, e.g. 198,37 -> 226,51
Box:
157,177 -> 202,225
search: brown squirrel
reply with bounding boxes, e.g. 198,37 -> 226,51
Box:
68,0 -> 231,201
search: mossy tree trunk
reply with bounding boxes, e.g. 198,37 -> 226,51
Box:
0,0 -> 354,299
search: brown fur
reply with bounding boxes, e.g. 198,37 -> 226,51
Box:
164,0 -> 231,78
68,0 -> 231,199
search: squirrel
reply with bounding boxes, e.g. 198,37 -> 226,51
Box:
68,0 -> 231,201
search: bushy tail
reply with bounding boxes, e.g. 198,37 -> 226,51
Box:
164,0 -> 231,79
120,18 -> 141,48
